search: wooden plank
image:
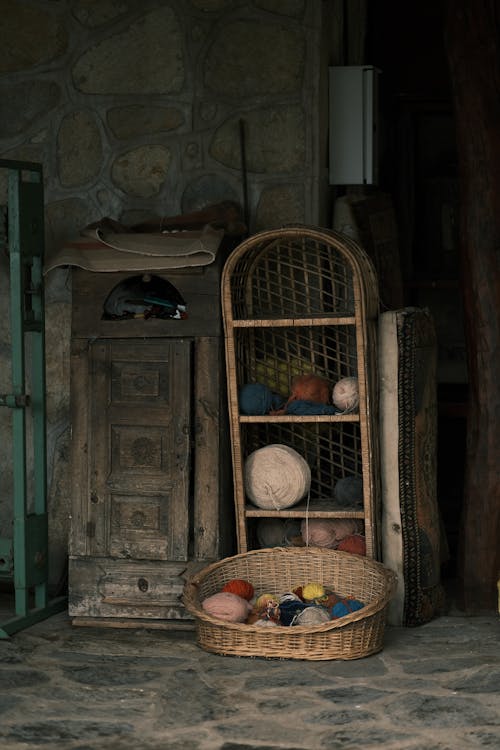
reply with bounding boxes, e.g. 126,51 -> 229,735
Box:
88,341 -> 109,556
69,340 -> 90,557
71,617 -> 195,630
193,337 -> 220,561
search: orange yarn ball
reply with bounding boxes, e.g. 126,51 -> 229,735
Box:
222,578 -> 255,600
289,374 -> 330,404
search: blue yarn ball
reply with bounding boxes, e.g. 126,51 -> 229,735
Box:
238,383 -> 283,415
330,598 -> 364,619
334,475 -> 363,507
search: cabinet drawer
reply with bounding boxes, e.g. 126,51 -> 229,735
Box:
68,557 -> 192,620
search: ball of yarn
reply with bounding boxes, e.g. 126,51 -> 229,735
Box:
332,377 -> 359,412
330,598 -> 365,619
222,578 -> 255,600
255,357 -> 308,396
201,592 -> 250,623
244,444 -> 311,510
289,374 -> 330,404
295,605 -> 331,626
334,475 -> 363,507
302,582 -> 326,602
301,518 -> 363,548
238,383 -> 283,416
254,592 -> 278,610
337,534 -> 366,556
256,518 -> 302,548
278,598 -> 309,626
278,592 -> 302,604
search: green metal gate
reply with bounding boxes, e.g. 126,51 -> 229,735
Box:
0,159 -> 66,637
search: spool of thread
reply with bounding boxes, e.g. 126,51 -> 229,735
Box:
332,377 -> 359,412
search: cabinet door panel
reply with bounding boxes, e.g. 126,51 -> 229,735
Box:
88,338 -> 191,561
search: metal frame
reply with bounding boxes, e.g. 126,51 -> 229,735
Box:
0,159 -> 66,637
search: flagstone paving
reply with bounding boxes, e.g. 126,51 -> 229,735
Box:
0,612 -> 498,750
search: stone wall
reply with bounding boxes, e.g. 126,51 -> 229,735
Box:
0,0 -> 341,585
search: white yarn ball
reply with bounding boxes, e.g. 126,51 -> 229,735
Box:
244,444 -> 311,510
295,606 -> 331,626
332,376 -> 359,412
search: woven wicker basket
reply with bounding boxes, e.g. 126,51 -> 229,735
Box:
183,547 -> 396,660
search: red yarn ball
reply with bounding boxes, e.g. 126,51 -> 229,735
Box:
337,534 -> 366,556
222,578 -> 255,600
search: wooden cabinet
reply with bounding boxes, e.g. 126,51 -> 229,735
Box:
68,258 -> 234,625
221,226 -> 381,558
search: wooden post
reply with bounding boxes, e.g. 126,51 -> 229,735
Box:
444,0 -> 500,611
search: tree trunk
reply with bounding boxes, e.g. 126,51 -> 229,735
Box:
444,0 -> 500,611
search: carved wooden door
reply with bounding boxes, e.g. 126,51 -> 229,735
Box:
86,338 -> 191,562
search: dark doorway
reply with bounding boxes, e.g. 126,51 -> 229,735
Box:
365,0 -> 468,603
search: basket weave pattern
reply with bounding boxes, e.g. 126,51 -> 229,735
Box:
183,547 -> 396,660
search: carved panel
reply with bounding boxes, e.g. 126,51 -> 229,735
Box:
87,338 -> 191,561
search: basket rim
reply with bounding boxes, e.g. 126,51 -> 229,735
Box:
182,546 -> 397,634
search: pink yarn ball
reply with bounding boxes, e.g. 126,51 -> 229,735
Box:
300,518 -> 363,548
201,592 -> 251,622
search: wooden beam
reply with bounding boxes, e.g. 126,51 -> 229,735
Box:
444,0 -> 500,611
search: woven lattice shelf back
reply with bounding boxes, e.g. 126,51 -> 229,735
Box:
224,226 -> 379,321
222,225 -> 380,557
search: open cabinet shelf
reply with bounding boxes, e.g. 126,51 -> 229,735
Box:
222,225 -> 381,558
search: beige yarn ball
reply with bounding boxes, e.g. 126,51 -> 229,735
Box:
244,444 -> 311,510
332,376 -> 359,412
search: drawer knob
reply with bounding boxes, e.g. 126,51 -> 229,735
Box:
137,577 -> 149,592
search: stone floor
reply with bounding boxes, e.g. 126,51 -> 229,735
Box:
0,604 -> 498,750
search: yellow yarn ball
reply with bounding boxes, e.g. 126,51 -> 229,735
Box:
302,582 -> 326,601
255,357 -> 313,396
255,593 -> 276,610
